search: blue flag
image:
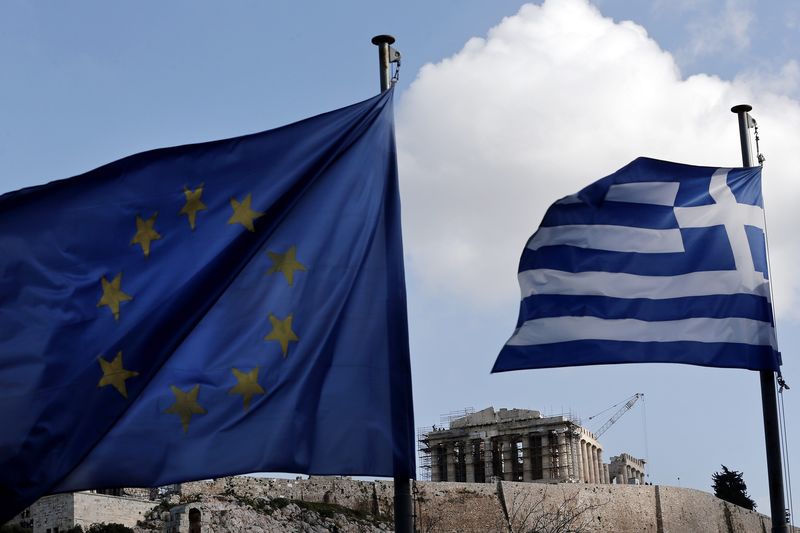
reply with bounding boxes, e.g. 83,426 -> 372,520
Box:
0,89 -> 414,521
493,157 -> 780,373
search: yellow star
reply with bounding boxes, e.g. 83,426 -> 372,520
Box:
179,184 -> 207,230
227,193 -> 264,232
130,213 -> 161,257
164,384 -> 206,433
97,351 -> 139,398
228,367 -> 266,410
97,273 -> 133,321
266,246 -> 307,286
264,313 -> 299,358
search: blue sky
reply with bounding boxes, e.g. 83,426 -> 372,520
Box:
2,0 -> 799,518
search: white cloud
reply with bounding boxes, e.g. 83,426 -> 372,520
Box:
396,0 -> 800,320
735,60 -> 800,98
683,0 -> 755,59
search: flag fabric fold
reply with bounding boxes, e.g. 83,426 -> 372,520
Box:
0,89 -> 414,521
493,157 -> 780,374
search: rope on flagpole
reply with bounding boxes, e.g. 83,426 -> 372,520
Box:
778,381 -> 794,526
753,118 -> 766,166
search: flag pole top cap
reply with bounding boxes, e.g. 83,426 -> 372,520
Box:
731,104 -> 753,113
371,35 -> 396,45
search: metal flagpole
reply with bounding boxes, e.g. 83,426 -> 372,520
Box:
371,35 -> 397,92
731,104 -> 789,533
371,34 -> 414,533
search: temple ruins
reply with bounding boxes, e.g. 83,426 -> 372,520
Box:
419,406 -> 645,484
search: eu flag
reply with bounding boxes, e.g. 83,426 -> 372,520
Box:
493,158 -> 780,374
0,89 -> 414,521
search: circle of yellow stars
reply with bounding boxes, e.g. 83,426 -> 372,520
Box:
93,185 -> 310,433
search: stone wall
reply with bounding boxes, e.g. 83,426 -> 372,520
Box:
656,485 -> 775,533
180,476 -> 795,533
414,481 -> 504,533
72,492 -> 155,530
8,477 -> 795,532
25,494 -> 75,533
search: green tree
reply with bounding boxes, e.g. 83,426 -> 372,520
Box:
712,465 -> 756,510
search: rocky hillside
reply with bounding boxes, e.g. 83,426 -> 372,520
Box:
133,491 -> 391,533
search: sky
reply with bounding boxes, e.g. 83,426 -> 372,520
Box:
1,0 -> 799,519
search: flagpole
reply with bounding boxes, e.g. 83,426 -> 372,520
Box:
371,35 -> 396,92
372,34 -> 414,533
731,104 -> 789,533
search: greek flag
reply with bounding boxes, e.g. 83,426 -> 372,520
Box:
492,157 -> 781,373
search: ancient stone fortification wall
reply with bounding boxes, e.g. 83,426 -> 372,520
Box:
499,482 -> 777,533
414,481 -> 505,532
11,492 -> 156,533
26,494 -> 75,533
72,493 -> 155,530
182,476 -> 792,533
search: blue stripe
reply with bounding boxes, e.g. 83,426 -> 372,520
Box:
516,294 -> 774,327
541,202 -> 678,229
727,168 -> 764,207
519,226 -> 736,275
745,225 -> 769,278
492,341 -> 781,373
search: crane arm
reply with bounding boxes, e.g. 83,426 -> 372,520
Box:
594,393 -> 643,438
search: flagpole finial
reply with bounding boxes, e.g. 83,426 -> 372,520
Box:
371,35 -> 396,46
731,104 -> 753,113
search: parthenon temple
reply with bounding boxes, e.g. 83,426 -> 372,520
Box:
419,407 -> 645,485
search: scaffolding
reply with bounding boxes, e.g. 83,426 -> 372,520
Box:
439,407 -> 475,427
417,425 -> 434,481
417,407 -> 475,481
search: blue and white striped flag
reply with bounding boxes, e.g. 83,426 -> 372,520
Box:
493,157 -> 781,373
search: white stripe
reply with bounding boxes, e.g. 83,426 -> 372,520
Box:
527,225 -> 684,254
605,182 -> 680,206
507,316 -> 777,348
518,269 -> 771,299
556,193 -> 582,205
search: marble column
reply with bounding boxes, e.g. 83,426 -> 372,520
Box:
565,435 -> 575,480
596,449 -> 604,484
484,439 -> 494,481
581,441 -> 591,483
502,438 -> 515,481
446,442 -> 457,482
557,432 -> 569,480
594,447 -> 603,484
591,447 -> 599,484
541,434 -> 552,480
626,465 -> 632,484
603,464 -> 610,484
522,437 -> 533,481
465,441 -> 475,483
431,445 -> 442,482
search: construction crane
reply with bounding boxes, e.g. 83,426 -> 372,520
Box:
590,393 -> 644,438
